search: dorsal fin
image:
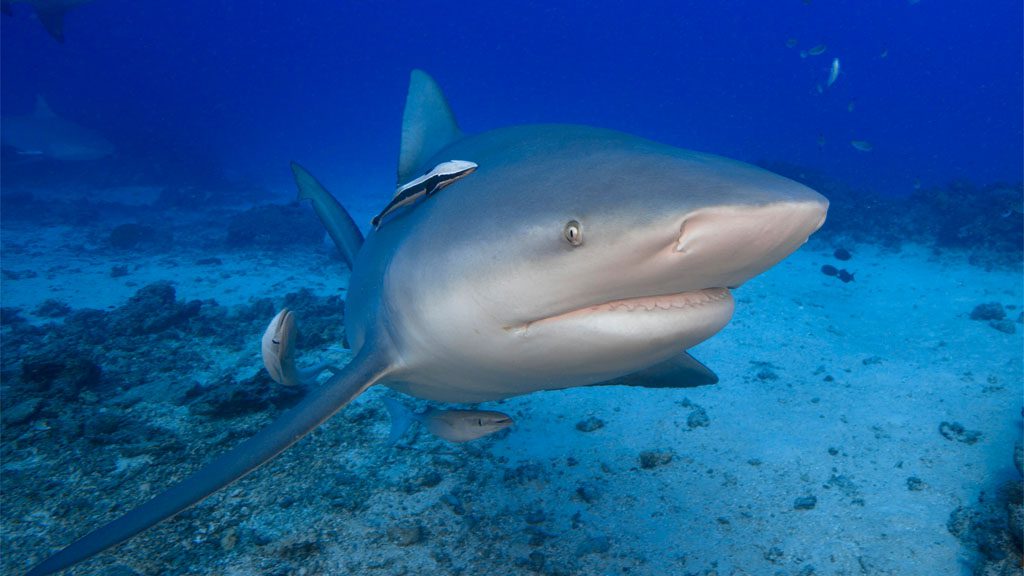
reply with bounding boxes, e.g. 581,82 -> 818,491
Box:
397,70 -> 463,185
34,96 -> 55,118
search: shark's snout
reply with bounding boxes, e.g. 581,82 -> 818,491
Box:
673,197 -> 828,288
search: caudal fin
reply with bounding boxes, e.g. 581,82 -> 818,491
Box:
27,350 -> 391,576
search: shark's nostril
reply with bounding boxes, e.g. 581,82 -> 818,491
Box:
675,219 -> 689,253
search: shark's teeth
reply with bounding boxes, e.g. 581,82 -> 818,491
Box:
511,287 -> 732,333
601,288 -> 729,313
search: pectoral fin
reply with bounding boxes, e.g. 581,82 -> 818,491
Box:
592,352 -> 719,389
291,162 -> 364,270
27,350 -> 392,576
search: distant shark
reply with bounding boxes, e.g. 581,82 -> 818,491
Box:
27,70 -> 828,575
1,96 -> 114,161
0,0 -> 92,43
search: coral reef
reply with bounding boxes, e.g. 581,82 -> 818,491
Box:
762,162 -> 1023,268
225,203 -> 325,248
0,282 -> 344,432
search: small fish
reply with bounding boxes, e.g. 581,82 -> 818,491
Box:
786,38 -> 798,48
372,159 -> 477,228
850,140 -> 873,152
837,269 -> 855,283
261,309 -> 339,387
833,248 -> 852,261
847,101 -> 856,112
262,309 -> 293,384
816,134 -> 826,150
383,397 -> 513,444
880,49 -> 889,59
799,50 -> 808,59
808,44 -> 827,56
826,58 -> 840,87
821,264 -> 838,277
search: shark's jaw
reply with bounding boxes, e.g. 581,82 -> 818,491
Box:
505,287 -> 735,353
510,287 -> 732,333
501,199 -> 825,341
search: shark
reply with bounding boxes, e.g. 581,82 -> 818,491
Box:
26,70 -> 828,575
1,96 -> 114,161
261,307 -> 513,443
0,0 -> 92,43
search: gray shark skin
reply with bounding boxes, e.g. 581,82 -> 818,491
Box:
1,96 -> 114,161
0,0 -> 92,42
26,70 -> 828,575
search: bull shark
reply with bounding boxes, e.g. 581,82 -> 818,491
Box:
26,70 -> 828,575
1,96 -> 114,161
262,307 -> 513,443
0,0 -> 92,43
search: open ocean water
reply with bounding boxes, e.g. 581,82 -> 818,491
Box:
1,2 -> 1021,575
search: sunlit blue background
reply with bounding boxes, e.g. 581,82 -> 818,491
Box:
2,1 -> 1021,201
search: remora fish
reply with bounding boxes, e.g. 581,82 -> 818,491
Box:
261,309 -> 339,387
264,309 -> 509,443
27,70 -> 828,575
1,96 -> 114,161
383,397 -> 513,444
372,159 -> 477,228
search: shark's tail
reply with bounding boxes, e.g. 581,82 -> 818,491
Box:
27,349 -> 391,576
383,397 -> 416,445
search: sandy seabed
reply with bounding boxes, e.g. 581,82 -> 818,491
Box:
1,213 -> 1021,576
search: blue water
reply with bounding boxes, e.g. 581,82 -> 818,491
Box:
1,2 -> 1022,576
2,1 -> 1021,197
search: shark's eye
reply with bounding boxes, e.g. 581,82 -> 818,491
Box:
564,220 -> 583,246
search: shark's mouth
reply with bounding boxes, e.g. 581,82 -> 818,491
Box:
509,287 -> 732,333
